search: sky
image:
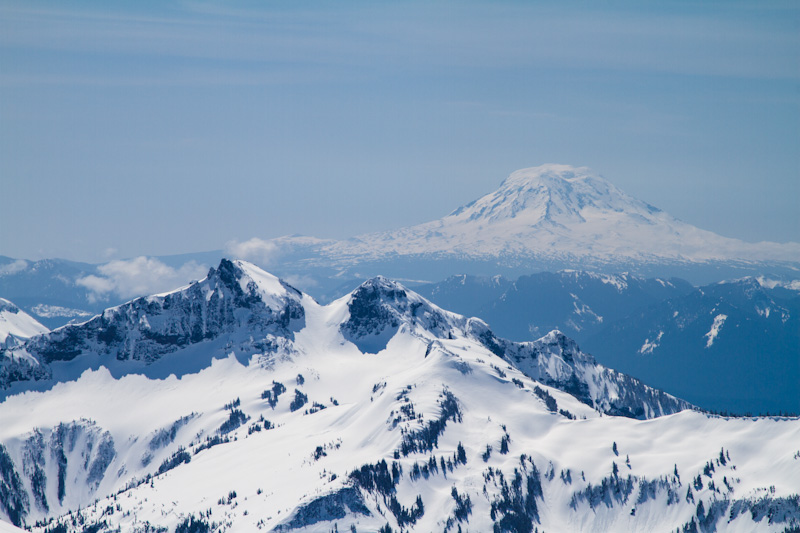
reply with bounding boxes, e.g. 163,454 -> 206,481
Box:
1,0 -> 798,263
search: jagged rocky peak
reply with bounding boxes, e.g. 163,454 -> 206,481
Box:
351,275 -> 408,301
345,276 -> 421,322
341,276 -> 463,353
1,259 -> 306,391
530,329 -> 587,364
524,331 -> 692,419
200,258 -> 303,310
10,267 -> 789,532
0,298 -> 19,313
85,258 -> 306,351
469,323 -> 692,419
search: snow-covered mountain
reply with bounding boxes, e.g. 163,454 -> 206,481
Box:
0,298 -> 48,349
0,259 -> 304,395
1,260 -> 798,532
0,261 -> 686,419
310,164 -> 800,269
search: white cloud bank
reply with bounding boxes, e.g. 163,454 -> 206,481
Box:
0,259 -> 28,276
224,238 -> 279,266
77,257 -> 208,303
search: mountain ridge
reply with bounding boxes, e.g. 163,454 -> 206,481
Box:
0,259 -> 690,420
0,260 -> 797,532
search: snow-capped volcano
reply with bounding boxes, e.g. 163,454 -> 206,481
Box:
1,260 -> 798,533
310,164 -> 799,267
448,164 -> 654,226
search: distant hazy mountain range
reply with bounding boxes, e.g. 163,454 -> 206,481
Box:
1,260 -> 797,532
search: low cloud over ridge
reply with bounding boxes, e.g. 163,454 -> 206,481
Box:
224,238 -> 279,266
77,257 -> 208,303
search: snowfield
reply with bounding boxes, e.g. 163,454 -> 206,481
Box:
705,315 -> 728,348
0,299 -> 48,347
0,261 -> 797,533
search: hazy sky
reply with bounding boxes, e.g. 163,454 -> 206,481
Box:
1,0 -> 798,263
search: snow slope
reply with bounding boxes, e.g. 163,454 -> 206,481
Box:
0,261 -> 797,533
0,298 -> 48,348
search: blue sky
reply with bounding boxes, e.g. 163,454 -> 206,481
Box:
1,0 -> 798,262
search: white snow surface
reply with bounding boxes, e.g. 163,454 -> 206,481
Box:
0,263 -> 797,533
0,298 -> 48,345
705,314 -> 728,348
639,331 -> 664,355
0,521 -> 25,533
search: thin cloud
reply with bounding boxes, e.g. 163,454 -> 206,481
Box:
224,238 -> 279,267
0,259 -> 28,276
1,2 -> 796,83
76,257 -> 208,303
